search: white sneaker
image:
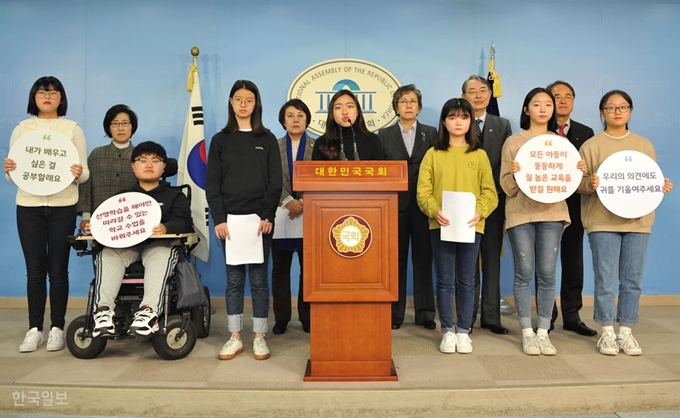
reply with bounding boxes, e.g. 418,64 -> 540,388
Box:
617,332 -> 642,356
253,336 -> 270,360
522,333 -> 540,356
19,328 -> 44,353
93,308 -> 115,337
456,333 -> 473,354
597,330 -> 619,356
218,335 -> 243,360
439,331 -> 456,354
536,333 -> 556,356
46,327 -> 64,352
129,306 -> 159,336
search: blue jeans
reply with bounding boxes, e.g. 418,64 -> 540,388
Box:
431,230 -> 481,334
588,232 -> 649,327
17,205 -> 77,331
508,222 -> 563,331
224,233 -> 272,334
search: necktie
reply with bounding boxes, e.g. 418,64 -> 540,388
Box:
558,123 -> 566,137
476,119 -> 483,138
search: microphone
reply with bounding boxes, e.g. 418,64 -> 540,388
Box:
421,132 -> 426,142
338,125 -> 347,161
348,118 -> 359,160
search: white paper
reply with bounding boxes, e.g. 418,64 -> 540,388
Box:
441,191 -> 476,243
225,214 -> 264,265
272,207 -> 304,239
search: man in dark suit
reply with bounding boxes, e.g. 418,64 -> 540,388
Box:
378,84 -> 437,330
459,75 -> 512,335
546,80 -> 597,337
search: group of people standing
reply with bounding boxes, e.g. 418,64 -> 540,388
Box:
4,74 -> 672,361
203,75 -> 672,360
4,76 -> 192,352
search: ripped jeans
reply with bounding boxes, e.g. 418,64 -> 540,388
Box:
508,222 -> 564,331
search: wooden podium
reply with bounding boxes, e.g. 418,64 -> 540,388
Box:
293,160 -> 407,382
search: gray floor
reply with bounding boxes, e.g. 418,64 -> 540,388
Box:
1,303 -> 679,417
3,411 -> 680,417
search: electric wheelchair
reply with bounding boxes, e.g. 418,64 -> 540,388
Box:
65,158 -> 212,360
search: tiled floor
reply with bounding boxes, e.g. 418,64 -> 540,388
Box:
1,304 -> 679,417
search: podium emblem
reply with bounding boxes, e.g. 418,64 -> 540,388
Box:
329,215 -> 372,258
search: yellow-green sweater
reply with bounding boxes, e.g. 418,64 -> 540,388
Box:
417,145 -> 498,233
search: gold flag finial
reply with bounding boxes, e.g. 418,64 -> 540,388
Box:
488,42 -> 501,98
187,47 -> 199,93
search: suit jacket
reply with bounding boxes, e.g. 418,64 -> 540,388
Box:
378,121 -> 437,212
481,114 -> 512,222
278,134 -> 315,205
563,119 -> 594,227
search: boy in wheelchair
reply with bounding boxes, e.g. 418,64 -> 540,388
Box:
82,141 -> 193,337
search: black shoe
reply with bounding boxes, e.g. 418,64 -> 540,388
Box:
422,320 -> 436,330
301,320 -> 310,333
480,323 -> 509,335
563,320 -> 598,336
272,321 -> 288,335
550,322 -> 555,331
391,322 -> 401,330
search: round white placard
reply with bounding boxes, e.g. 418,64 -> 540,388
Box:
7,129 -> 78,196
514,134 -> 583,204
90,192 -> 162,248
596,150 -> 665,218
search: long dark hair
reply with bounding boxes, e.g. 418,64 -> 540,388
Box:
599,90 -> 633,130
519,87 -> 558,132
434,98 -> 480,153
319,90 -> 371,159
222,79 -> 270,136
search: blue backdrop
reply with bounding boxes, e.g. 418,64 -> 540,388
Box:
1,0 -> 678,299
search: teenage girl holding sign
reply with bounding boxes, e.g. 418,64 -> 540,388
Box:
578,90 -> 673,356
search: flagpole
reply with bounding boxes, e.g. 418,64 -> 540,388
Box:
188,47 -> 199,93
179,46 -> 211,262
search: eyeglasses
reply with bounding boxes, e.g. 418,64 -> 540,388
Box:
232,97 -> 255,106
602,105 -> 631,114
110,121 -> 131,128
36,90 -> 61,99
397,99 -> 419,107
135,157 -> 164,165
553,94 -> 574,101
465,88 -> 490,96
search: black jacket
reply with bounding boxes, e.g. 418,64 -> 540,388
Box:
125,181 -> 193,234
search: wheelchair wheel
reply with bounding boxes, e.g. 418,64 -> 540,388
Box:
152,315 -> 197,360
191,286 -> 211,338
66,315 -> 107,359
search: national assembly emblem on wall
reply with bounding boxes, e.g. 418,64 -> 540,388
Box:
287,58 -> 401,136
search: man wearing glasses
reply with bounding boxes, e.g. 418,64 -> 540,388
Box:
378,84 -> 437,330
459,75 -> 512,335
546,80 -> 597,337
88,141 -> 193,338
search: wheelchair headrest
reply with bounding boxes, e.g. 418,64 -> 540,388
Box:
162,158 -> 178,179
